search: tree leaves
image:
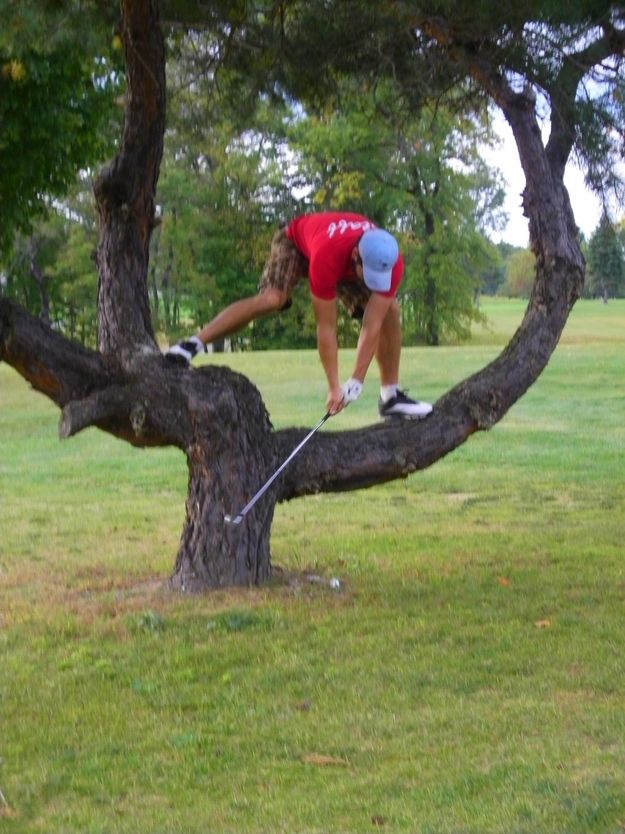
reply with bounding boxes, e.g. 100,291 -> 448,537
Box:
0,46 -> 120,255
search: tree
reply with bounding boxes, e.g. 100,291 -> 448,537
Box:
480,243 -> 513,296
52,219 -> 101,346
502,249 -> 536,298
2,222 -> 66,325
1,177 -> 101,345
0,8 -> 120,256
2,0 -> 624,591
586,212 -> 625,300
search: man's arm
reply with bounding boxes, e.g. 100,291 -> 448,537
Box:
350,293 -> 394,382
311,295 -> 345,414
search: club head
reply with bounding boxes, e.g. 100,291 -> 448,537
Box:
224,513 -> 243,526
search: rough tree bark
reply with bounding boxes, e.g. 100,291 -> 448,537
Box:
93,0 -> 164,363
1,1 -> 615,592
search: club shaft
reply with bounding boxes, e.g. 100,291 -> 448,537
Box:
233,411 -> 331,520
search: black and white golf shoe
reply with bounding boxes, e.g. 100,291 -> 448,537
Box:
379,389 -> 433,420
165,335 -> 206,364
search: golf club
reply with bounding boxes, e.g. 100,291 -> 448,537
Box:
224,410 -> 331,526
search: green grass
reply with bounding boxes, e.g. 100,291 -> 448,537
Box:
1,297 -> 625,833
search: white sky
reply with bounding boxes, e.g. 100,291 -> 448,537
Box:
485,114 -> 606,248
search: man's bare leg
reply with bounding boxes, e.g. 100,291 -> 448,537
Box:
166,288 -> 289,361
375,298 -> 432,418
191,287 -> 287,345
375,299 -> 402,386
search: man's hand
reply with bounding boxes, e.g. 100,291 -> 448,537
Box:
342,377 -> 363,405
326,384 -> 346,415
326,378 -> 363,415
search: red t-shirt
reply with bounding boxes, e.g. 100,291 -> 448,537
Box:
286,212 -> 404,300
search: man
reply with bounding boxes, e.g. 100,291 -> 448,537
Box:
167,211 -> 432,419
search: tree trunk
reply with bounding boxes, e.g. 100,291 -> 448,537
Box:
28,245 -> 51,326
170,373 -> 276,591
171,448 -> 274,592
423,209 -> 439,346
93,0 -> 165,365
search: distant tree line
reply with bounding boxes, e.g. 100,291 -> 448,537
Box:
494,213 -> 625,301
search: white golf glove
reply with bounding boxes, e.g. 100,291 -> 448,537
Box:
342,377 -> 363,404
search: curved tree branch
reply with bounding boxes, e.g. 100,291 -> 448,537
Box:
546,23 -> 625,177
59,385 -> 151,441
1,297 -> 189,449
277,284 -> 574,503
0,298 -> 113,405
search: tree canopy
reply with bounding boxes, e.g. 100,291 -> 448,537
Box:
0,1 -> 121,255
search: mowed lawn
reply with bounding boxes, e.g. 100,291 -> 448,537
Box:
1,297 -> 625,833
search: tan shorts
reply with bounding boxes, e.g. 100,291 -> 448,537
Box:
259,226 -> 371,319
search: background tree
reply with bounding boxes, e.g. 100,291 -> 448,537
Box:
151,45 -> 506,351
2,222 -> 65,325
502,248 -> 536,298
480,242 -> 516,296
618,218 -> 625,250
0,4 -> 120,256
1,0 -> 624,591
586,212 -> 625,301
1,177 -> 101,345
52,215 -> 101,346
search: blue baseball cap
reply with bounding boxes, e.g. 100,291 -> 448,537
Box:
358,228 -> 399,292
